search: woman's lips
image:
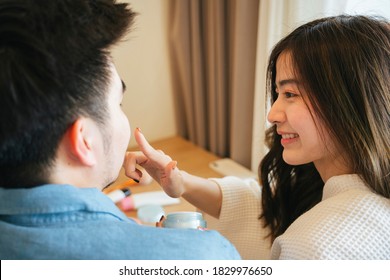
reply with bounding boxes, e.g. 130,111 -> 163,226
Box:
280,133 -> 299,145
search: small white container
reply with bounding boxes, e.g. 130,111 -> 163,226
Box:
137,205 -> 165,226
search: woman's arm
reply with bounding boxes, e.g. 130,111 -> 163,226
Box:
123,128 -> 222,218
180,171 -> 222,218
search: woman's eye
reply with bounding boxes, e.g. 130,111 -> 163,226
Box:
274,90 -> 298,100
285,92 -> 296,98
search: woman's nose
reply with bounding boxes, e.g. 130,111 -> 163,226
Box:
267,99 -> 285,124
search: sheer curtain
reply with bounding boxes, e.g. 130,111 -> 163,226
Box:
250,0 -> 390,171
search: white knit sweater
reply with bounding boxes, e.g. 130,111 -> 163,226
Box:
205,174 -> 390,259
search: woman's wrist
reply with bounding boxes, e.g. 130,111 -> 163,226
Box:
179,170 -> 222,218
180,170 -> 192,197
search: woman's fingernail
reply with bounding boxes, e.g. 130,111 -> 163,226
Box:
167,161 -> 177,170
136,127 -> 142,133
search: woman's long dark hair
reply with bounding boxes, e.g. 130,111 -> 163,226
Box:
260,127 -> 323,240
259,15 -> 390,241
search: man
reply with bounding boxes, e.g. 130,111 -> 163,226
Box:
0,0 -> 240,260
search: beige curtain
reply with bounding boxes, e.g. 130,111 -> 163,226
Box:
167,0 -> 259,168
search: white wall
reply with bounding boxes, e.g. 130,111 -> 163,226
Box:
112,0 -> 176,148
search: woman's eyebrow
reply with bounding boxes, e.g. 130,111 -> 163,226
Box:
275,79 -> 299,89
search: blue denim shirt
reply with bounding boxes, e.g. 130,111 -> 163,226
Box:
0,184 -> 240,260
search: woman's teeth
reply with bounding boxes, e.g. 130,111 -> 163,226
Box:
282,133 -> 298,139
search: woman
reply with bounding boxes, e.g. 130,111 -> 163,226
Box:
124,15 -> 390,259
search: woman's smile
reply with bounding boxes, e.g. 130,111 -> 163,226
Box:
280,133 -> 299,146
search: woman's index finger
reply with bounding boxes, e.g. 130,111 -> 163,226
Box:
134,128 -> 165,162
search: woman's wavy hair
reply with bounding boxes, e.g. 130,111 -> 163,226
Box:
259,15 -> 390,241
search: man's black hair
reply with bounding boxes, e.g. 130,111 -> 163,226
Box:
0,0 -> 136,187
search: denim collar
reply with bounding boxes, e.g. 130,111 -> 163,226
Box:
0,184 -> 128,221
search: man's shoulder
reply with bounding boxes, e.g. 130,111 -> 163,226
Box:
114,223 -> 241,260
0,220 -> 241,260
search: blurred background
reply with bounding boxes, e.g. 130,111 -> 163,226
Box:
112,0 -> 390,171
112,0 -> 175,147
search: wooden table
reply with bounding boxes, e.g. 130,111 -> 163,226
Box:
103,136 -> 223,219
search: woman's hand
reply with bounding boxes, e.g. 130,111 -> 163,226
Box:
124,128 -> 223,218
123,128 -> 185,198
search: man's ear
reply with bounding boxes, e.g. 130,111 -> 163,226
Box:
66,118 -> 97,166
